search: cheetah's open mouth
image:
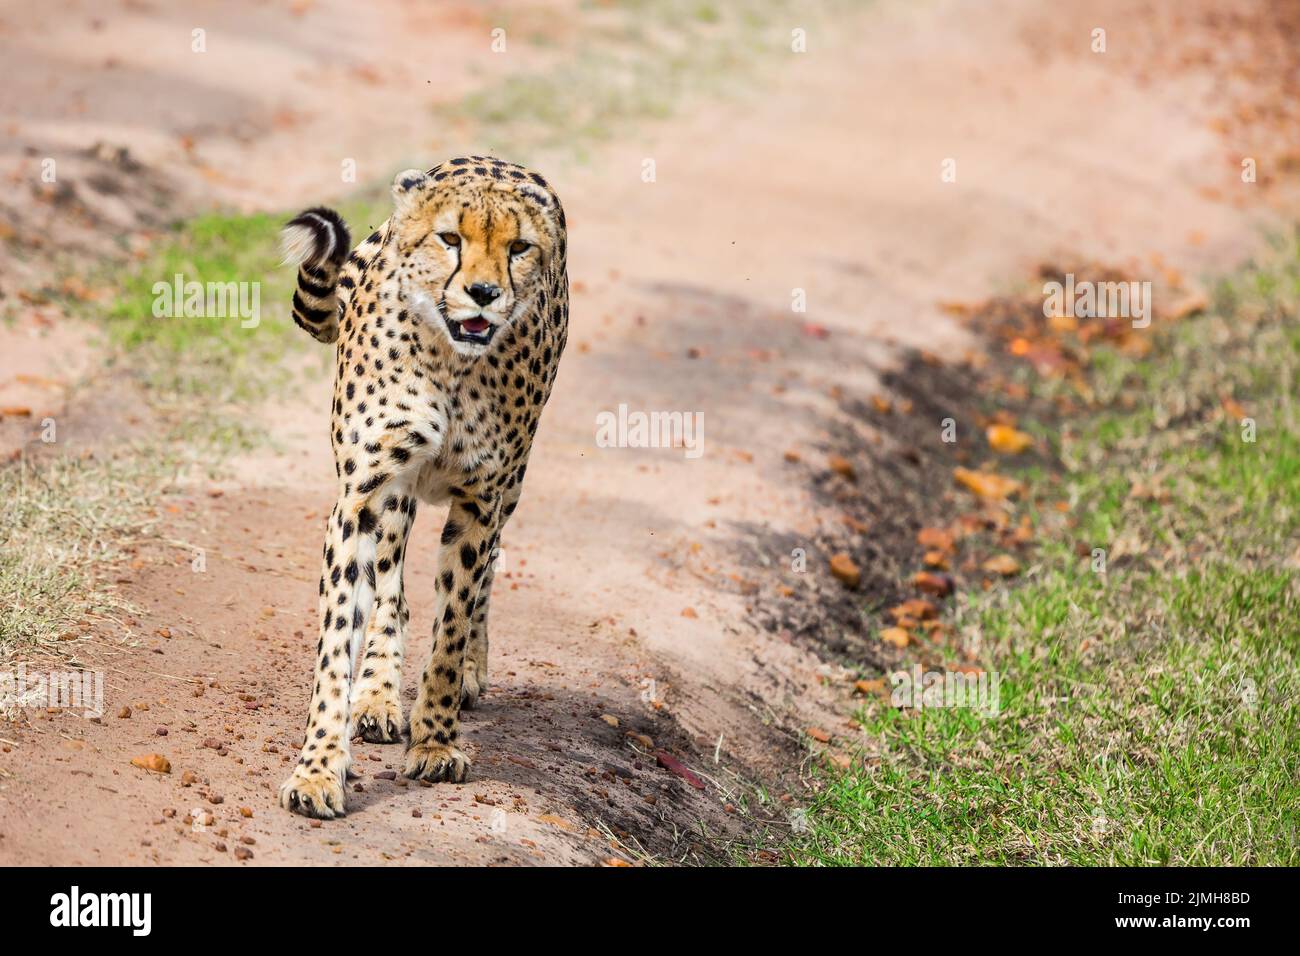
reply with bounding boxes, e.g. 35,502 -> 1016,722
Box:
445,315 -> 496,345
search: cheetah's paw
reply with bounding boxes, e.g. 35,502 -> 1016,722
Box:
403,740 -> 470,783
351,692 -> 405,743
460,664 -> 487,709
279,765 -> 347,819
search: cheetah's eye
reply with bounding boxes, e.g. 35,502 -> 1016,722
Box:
439,232 -> 461,247
509,240 -> 530,255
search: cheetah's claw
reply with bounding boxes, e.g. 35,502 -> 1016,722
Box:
403,741 -> 469,783
354,711 -> 404,744
279,767 -> 347,819
351,691 -> 405,743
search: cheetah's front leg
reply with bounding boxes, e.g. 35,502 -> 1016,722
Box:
280,486 -> 395,818
463,486 -> 520,707
461,539 -> 498,709
404,493 -> 501,782
350,493 -> 417,743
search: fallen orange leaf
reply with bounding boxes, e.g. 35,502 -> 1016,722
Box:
916,527 -> 954,552
982,554 -> 1021,576
912,571 -> 954,597
1221,395 -> 1247,419
130,753 -> 171,774
879,627 -> 911,648
891,598 -> 939,621
986,424 -> 1033,454
829,553 -> 861,588
953,467 -> 1023,501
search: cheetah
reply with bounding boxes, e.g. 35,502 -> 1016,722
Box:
275,157 -> 568,818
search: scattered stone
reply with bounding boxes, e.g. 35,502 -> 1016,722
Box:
828,454 -> 856,480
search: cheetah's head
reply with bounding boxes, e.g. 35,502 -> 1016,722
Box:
388,163 -> 563,357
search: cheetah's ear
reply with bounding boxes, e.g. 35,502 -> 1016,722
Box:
391,168 -> 430,216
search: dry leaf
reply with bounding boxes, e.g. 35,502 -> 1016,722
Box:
911,571 -> 954,597
986,424 -> 1033,454
891,598 -> 939,621
806,727 -> 832,743
537,814 -> 575,831
1221,394 -> 1247,419
130,753 -> 171,774
829,553 -> 861,588
879,627 -> 911,648
655,751 -> 705,789
982,554 -> 1021,576
916,527 -> 954,552
842,514 -> 870,534
953,467 -> 1023,501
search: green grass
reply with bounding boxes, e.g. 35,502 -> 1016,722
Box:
97,202 -> 373,406
2,197 -> 391,658
444,0 -> 855,161
788,236 -> 1300,866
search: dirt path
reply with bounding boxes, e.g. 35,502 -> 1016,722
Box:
2,0 -> 1295,865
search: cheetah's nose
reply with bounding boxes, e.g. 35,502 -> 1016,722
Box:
466,283 -> 502,307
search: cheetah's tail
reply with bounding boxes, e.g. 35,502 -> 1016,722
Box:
280,206 -> 351,344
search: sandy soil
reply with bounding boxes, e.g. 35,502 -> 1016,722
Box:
1,0 -> 1296,865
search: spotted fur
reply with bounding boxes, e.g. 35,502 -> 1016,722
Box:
278,156 -> 568,819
